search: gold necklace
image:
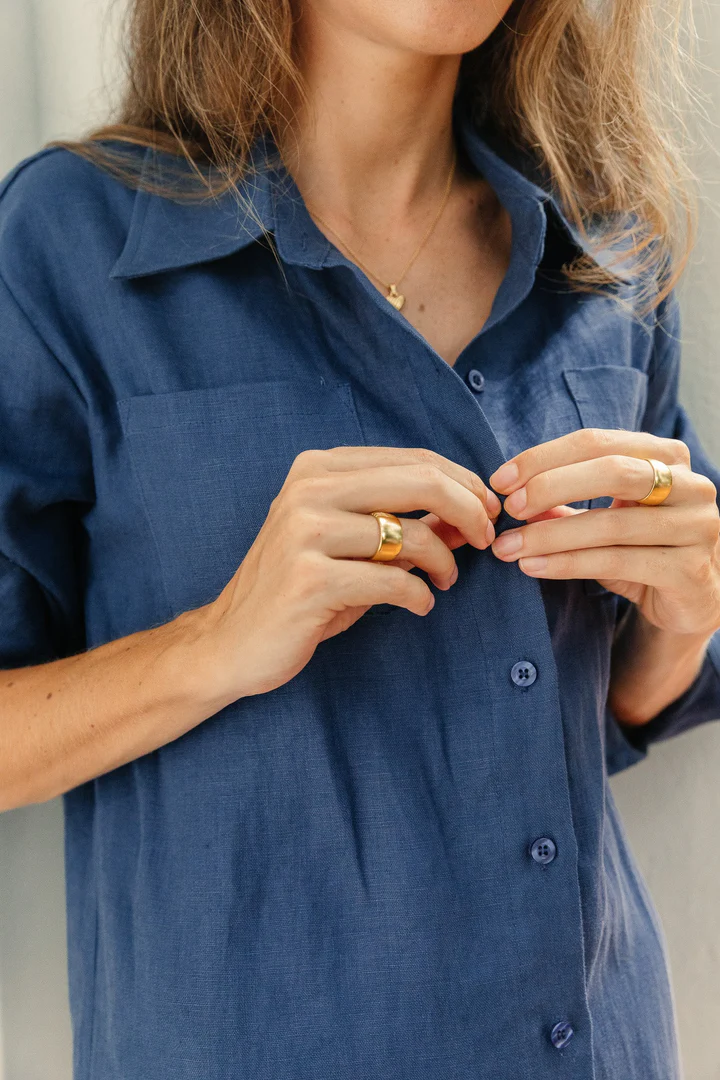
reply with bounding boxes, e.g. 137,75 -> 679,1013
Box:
305,146 -> 457,311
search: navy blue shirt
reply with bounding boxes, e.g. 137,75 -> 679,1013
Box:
2,99 -> 720,1080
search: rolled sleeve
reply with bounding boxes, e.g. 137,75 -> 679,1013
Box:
0,271 -> 93,668
605,287 -> 720,774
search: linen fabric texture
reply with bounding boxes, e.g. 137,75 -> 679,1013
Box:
1,96 -> 720,1079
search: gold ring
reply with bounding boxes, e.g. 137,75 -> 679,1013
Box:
637,458 -> 673,506
369,511 -> 403,562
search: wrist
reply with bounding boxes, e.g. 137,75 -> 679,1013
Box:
609,607 -> 714,727
625,606 -> 716,655
170,602 -> 247,715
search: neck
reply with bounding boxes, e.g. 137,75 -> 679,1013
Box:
279,11 -> 462,226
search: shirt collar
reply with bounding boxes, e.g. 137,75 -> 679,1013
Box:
110,102 -> 605,281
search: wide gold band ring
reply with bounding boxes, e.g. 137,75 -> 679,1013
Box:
637,458 -> 674,506
369,511 -> 403,562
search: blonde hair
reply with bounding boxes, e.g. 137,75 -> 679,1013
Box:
54,0 -> 702,318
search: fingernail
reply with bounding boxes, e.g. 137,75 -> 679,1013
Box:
504,487 -> 527,517
449,563 -> 459,585
490,461 -> 519,492
519,555 -> 548,573
424,595 -> 436,613
492,530 -> 523,557
485,520 -> 495,545
485,489 -> 502,516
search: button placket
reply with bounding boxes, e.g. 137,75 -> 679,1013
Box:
338,232 -> 592,1073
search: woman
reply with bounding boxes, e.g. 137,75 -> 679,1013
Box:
1,0 -> 719,1076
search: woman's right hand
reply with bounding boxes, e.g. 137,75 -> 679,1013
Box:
204,446 -> 501,699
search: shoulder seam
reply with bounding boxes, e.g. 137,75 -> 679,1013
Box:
0,146 -> 69,205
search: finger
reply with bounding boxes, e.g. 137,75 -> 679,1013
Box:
492,504 -> 717,561
515,544 -> 690,588
330,558 -> 436,616
489,428 -> 691,495
416,512 -> 469,551
526,505 -> 585,523
290,463 -> 494,549
316,510 -> 458,589
501,457 -> 702,520
290,445 -> 502,518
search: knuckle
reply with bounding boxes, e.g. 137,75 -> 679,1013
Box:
583,427 -> 613,453
527,470 -> 552,502
291,448 -> 328,475
278,476 -> 306,508
283,473 -> 330,508
412,447 -> 441,467
702,507 -> 720,543
469,474 -> 489,501
414,462 -> 446,492
609,454 -> 636,489
698,553 -> 716,585
667,438 -> 691,466
410,521 -> 434,554
383,567 -> 412,600
266,489 -> 284,518
696,472 -> 718,504
686,544 -> 713,581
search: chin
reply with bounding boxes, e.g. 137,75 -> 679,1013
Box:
315,0 -> 515,57
394,1 -> 515,55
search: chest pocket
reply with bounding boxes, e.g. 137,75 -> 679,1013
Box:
563,364 -> 649,432
562,364 -> 650,506
561,363 -> 649,597
118,378 -> 365,615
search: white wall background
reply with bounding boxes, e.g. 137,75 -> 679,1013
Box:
0,2 -> 719,1078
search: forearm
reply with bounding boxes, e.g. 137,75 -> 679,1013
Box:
0,604 -> 235,812
608,604 -> 715,727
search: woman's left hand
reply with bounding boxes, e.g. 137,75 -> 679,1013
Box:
488,428 -> 720,637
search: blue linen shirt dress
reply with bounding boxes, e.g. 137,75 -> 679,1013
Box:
2,96 -> 720,1079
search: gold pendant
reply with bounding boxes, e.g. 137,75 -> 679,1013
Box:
386,284 -> 405,311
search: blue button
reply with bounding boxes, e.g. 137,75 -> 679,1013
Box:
510,660 -> 537,687
550,1021 -> 574,1049
467,368 -> 485,392
530,837 -> 557,865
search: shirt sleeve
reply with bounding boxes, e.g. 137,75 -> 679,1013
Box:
605,286 -> 720,776
0,271 -> 93,669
